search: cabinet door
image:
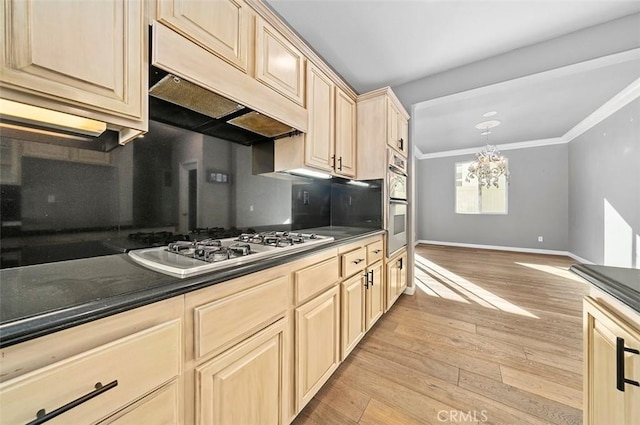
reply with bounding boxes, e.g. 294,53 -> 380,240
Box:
255,18 -> 305,106
1,0 -> 144,124
398,251 -> 408,294
398,115 -> 409,157
305,63 -> 335,172
365,261 -> 384,330
157,0 -> 250,72
196,319 -> 286,425
385,253 -> 405,312
334,87 -> 357,178
386,98 -> 400,152
341,274 -> 366,360
295,286 -> 340,410
584,298 -> 640,425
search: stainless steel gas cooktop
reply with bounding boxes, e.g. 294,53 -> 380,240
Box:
128,231 -> 334,278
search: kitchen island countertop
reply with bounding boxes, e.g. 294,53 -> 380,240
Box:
570,264 -> 640,313
0,226 -> 384,348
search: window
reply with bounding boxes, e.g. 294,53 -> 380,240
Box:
455,160 -> 508,214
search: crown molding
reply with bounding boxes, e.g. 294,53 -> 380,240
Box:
563,76 -> 640,142
414,51 -> 640,160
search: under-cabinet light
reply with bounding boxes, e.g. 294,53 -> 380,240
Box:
347,180 -> 370,187
288,168 -> 332,179
0,99 -> 107,137
0,122 -> 93,141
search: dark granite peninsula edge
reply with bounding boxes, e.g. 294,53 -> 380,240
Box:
571,264 -> 640,313
0,227 -> 384,348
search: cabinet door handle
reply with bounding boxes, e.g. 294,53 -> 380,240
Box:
369,270 -> 374,287
398,138 -> 404,150
331,155 -> 336,169
363,272 -> 369,289
338,156 -> 343,171
397,258 -> 403,270
616,337 -> 640,392
26,380 -> 118,425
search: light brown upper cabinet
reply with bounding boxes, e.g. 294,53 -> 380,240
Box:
357,87 -> 410,179
0,0 -> 146,141
305,63 -> 335,173
301,65 -> 357,178
255,18 -> 305,106
386,98 -> 408,156
157,0 -> 252,73
334,87 -> 357,178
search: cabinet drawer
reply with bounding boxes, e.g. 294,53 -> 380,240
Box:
193,276 -> 288,360
0,320 -> 181,425
101,380 -> 180,425
294,257 -> 339,305
366,240 -> 384,265
341,247 -> 367,278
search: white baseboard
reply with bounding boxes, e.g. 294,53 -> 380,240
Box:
566,252 -> 594,264
416,240 -> 594,264
403,286 -> 416,295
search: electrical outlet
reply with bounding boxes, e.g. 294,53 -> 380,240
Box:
538,236 -> 543,242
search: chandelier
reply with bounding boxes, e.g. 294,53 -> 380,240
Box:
465,144 -> 509,189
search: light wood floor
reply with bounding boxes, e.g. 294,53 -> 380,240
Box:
292,244 -> 589,425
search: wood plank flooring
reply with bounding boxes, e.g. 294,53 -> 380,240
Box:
292,244 -> 589,425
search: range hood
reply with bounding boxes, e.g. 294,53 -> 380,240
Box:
149,66 -> 299,146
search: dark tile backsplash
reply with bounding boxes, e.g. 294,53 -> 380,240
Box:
1,120 -> 382,268
291,179 -> 383,230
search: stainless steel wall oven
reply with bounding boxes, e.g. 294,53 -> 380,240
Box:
387,150 -> 408,256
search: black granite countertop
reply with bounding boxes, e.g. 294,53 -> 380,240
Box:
0,226 -> 384,348
570,264 -> 640,313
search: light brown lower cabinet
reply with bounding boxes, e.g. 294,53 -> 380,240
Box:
195,318 -> 287,425
295,285 -> 340,410
385,248 -> 407,311
584,296 -> 640,425
100,380 -> 181,425
341,272 -> 366,359
365,260 -> 384,330
0,312 -> 183,425
341,260 -> 384,360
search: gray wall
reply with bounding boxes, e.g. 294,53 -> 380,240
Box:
416,143 -> 569,250
569,98 -> 640,266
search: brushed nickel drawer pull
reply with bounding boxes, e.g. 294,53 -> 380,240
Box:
617,337 -> 640,392
26,380 -> 118,425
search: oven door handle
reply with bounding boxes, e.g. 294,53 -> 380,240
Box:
389,199 -> 408,205
388,164 -> 407,176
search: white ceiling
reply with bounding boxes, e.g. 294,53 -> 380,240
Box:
413,57 -> 640,153
266,0 -> 640,155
